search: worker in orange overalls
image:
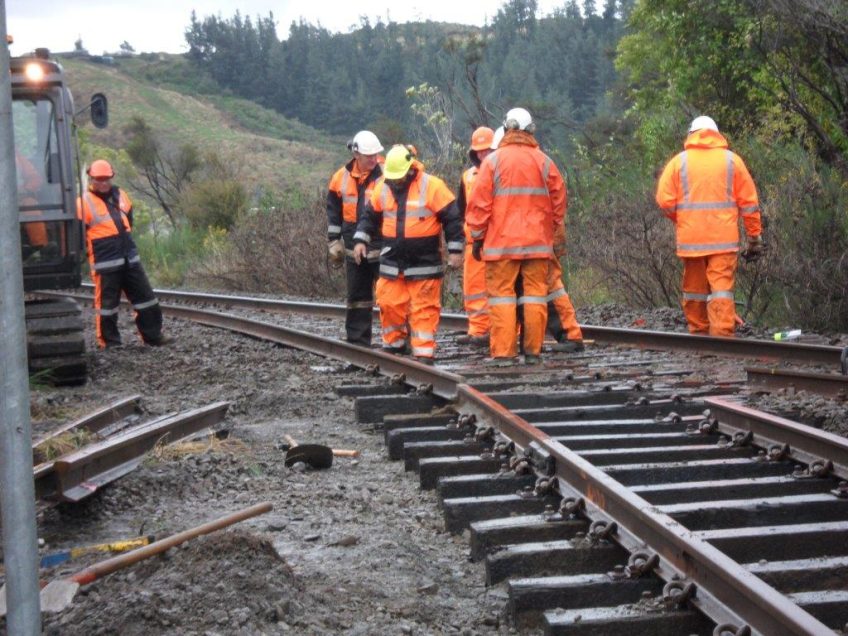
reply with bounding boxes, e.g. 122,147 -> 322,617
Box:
326,130 -> 385,346
77,160 -> 169,349
455,126 -> 494,347
466,108 -> 565,366
656,116 -> 763,336
352,145 -> 464,364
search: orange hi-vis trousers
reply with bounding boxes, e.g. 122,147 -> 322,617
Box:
547,256 -> 582,341
681,253 -> 738,337
463,242 -> 490,337
486,259 -> 549,358
376,276 -> 442,359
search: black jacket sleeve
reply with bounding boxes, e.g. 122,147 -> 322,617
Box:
437,201 -> 464,253
326,190 -> 342,241
353,201 -> 379,246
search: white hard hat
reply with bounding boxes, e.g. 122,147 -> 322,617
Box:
490,126 -> 505,149
504,107 -> 534,132
348,130 -> 384,155
688,116 -> 719,133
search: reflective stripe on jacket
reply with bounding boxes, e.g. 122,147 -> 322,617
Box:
77,187 -> 140,273
656,129 -> 762,257
326,159 -> 383,247
465,131 -> 566,261
354,161 -> 464,280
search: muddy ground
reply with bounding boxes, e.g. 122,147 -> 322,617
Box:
8,300 -> 848,635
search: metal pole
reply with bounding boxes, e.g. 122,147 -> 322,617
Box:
0,3 -> 43,633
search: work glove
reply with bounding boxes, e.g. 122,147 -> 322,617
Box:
328,239 -> 345,264
553,242 -> 566,258
742,235 -> 764,262
447,253 -> 462,269
471,240 -> 483,261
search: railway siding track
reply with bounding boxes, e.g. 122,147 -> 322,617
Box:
41,288 -> 848,634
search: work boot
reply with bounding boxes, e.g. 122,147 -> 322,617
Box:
382,343 -> 410,355
483,357 -> 517,367
457,333 -> 489,347
551,339 -> 584,353
413,356 -> 435,366
523,354 -> 542,365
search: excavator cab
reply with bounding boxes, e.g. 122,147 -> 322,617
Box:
11,48 -> 107,384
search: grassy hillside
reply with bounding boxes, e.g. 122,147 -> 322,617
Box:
62,55 -> 346,194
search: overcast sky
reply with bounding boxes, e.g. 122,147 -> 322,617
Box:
7,1 -> 569,56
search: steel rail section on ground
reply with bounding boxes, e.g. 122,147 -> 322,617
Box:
705,396 -> 848,481
746,366 -> 848,398
35,402 -> 230,502
66,286 -> 847,368
455,386 -> 833,636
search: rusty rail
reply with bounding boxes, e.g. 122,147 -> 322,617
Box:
705,396 -> 848,481
47,288 -> 846,368
746,366 -> 848,398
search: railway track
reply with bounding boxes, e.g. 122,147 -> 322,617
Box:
41,287 -> 848,634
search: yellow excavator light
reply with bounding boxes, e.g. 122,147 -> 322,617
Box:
24,62 -> 45,82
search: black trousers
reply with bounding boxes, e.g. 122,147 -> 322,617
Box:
93,263 -> 162,347
344,256 -> 380,346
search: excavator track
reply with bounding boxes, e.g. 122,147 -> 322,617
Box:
25,297 -> 88,386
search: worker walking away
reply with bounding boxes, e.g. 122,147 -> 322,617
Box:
456,126 -> 494,347
656,116 -> 763,336
77,160 -> 169,349
466,108 -> 565,366
352,145 -> 464,364
488,126 -> 584,353
326,131 -> 385,345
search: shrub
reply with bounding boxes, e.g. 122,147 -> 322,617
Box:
189,188 -> 344,297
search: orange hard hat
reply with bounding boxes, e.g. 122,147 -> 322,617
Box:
87,159 -> 114,179
470,127 -> 494,152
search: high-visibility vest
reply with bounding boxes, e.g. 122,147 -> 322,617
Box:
354,162 -> 463,280
466,135 -> 566,261
77,188 -> 140,273
656,129 -> 761,257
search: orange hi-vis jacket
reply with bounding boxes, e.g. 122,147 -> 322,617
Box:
656,129 -> 762,257
326,158 -> 384,248
77,187 -> 140,273
354,161 -> 464,280
465,131 -> 565,261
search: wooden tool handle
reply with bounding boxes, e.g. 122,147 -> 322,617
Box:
331,449 -> 360,458
283,434 -> 298,448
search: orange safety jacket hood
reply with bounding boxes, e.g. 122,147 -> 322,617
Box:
326,157 -> 384,246
353,162 -> 464,280
77,186 -> 140,273
464,135 -> 566,261
656,129 -> 761,257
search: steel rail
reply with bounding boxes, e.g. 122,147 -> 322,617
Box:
705,396 -> 848,481
455,385 -> 833,635
62,285 -> 846,367
746,366 -> 848,398
49,401 -> 230,502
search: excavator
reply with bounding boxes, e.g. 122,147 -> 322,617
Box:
11,46 -> 107,384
